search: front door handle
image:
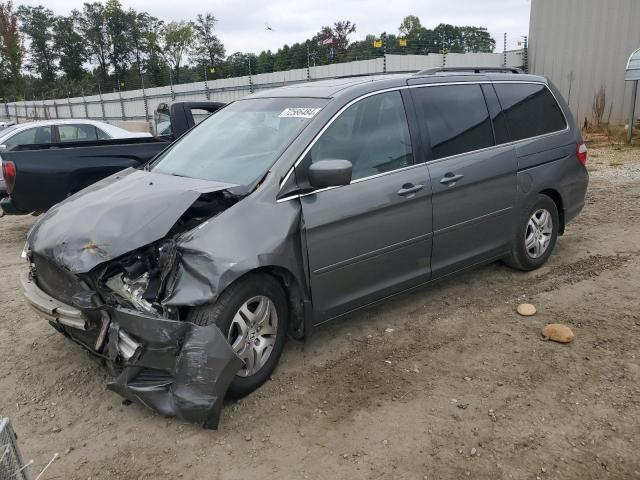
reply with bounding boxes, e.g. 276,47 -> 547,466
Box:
397,183 -> 424,197
440,172 -> 464,186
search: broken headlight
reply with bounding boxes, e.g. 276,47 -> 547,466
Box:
101,240 -> 179,316
106,272 -> 156,314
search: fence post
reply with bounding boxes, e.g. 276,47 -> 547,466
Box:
628,80 -> 638,144
53,100 -> 59,119
306,42 -> 311,81
14,102 -> 18,123
248,57 -> 254,94
140,74 -> 149,121
203,65 -> 211,100
169,72 -> 176,101
382,33 -> 387,73
67,92 -> 73,118
117,81 -> 126,121
4,100 -> 8,120
33,99 -> 37,120
503,33 -> 507,67
523,36 -> 528,73
82,89 -> 89,118
98,85 -> 106,121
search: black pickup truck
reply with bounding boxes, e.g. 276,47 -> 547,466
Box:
0,101 -> 224,215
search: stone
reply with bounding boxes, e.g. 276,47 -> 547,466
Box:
517,303 -> 537,316
542,324 -> 575,343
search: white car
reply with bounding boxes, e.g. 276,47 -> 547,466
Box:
0,119 -> 151,150
0,119 -> 150,198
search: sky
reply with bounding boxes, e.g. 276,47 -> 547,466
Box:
17,0 -> 532,54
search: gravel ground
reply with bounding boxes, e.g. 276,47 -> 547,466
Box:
1,144 -> 639,480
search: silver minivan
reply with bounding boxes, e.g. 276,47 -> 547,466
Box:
22,69 -> 589,428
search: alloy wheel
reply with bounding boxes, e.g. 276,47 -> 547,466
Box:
525,208 -> 553,259
227,295 -> 278,377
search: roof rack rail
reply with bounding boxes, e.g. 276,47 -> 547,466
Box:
414,67 -> 523,76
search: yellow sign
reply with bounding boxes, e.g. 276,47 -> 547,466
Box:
399,38 -> 407,47
210,67 -> 216,74
373,39 -> 382,48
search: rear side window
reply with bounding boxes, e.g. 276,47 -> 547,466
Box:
310,91 -> 414,181
58,124 -> 98,142
5,126 -> 52,146
412,84 -> 494,160
494,83 -> 567,141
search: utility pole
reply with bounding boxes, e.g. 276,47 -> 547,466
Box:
248,56 -> 254,94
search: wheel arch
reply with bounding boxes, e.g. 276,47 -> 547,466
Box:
539,188 -> 565,234
206,265 -> 308,341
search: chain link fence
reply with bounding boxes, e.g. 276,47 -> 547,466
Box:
1,50 -> 525,126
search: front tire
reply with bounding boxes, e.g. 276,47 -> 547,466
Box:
187,273 -> 288,399
504,194 -> 559,271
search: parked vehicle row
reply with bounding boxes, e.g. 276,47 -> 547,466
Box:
0,103 -> 224,214
19,69 -> 588,429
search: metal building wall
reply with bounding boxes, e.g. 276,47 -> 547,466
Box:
529,0 -> 640,126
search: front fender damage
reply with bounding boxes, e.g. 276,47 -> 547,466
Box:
101,307 -> 242,429
24,167 -> 305,428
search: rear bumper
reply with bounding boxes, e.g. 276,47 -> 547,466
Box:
21,271 -> 242,429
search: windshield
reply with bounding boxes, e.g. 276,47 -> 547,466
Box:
151,97 -> 327,185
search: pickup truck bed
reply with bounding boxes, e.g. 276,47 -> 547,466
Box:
1,137 -> 170,214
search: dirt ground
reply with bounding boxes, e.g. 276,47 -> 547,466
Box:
1,142 -> 639,480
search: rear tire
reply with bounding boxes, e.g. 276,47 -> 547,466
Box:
504,194 -> 559,271
187,273 -> 288,399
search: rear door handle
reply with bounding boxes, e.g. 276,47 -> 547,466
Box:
440,173 -> 464,185
397,183 -> 424,197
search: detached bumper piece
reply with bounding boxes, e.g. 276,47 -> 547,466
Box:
105,309 -> 243,429
22,273 -> 243,430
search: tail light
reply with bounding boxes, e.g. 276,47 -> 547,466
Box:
2,160 -> 15,194
576,142 -> 588,166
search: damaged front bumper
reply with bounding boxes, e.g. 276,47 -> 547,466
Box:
21,272 -> 243,429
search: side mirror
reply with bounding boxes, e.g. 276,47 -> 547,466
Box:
308,159 -> 352,188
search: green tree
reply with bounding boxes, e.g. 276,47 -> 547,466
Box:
162,21 -> 193,83
459,26 -> 495,53
53,13 -> 87,81
0,1 -> 24,98
77,2 -> 110,80
104,0 -> 132,80
398,15 -> 423,39
317,20 -> 356,59
142,17 -> 167,86
255,50 -> 274,74
191,13 -> 225,75
17,5 -> 57,85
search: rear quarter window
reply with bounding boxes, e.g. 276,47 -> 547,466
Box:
494,83 -> 567,141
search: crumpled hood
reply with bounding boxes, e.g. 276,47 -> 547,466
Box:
27,168 -> 237,273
